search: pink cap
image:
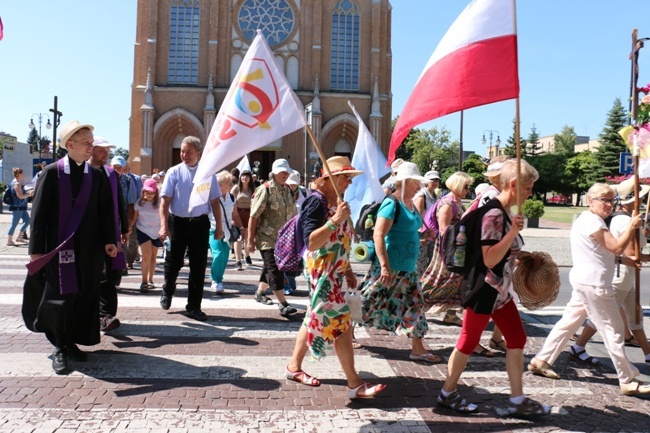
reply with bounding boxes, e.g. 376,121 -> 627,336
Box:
142,178 -> 158,193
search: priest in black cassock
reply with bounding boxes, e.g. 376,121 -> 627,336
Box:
22,120 -> 117,375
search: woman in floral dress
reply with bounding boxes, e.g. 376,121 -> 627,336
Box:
286,156 -> 386,400
419,172 -> 472,325
360,162 -> 440,363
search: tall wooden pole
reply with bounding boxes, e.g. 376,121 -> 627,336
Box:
630,29 -> 642,324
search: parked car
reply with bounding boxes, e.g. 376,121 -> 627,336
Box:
548,194 -> 569,205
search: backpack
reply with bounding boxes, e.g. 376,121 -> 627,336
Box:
2,188 -> 14,206
441,198 -> 508,277
603,210 -> 627,228
422,193 -> 458,239
442,198 -> 512,314
275,191 -> 328,273
354,195 -> 401,242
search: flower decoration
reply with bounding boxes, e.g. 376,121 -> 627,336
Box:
637,83 -> 650,126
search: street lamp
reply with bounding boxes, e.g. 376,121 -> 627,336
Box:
29,113 -> 52,164
481,129 -> 501,158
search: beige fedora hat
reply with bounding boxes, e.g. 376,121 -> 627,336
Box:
59,120 -> 94,150
614,177 -> 650,206
318,156 -> 363,179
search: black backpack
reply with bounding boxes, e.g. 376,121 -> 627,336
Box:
2,188 -> 14,206
355,195 -> 401,242
603,210 -> 627,228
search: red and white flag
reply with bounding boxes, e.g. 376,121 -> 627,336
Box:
388,0 -> 519,163
189,30 -> 306,210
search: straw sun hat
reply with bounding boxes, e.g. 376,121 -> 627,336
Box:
512,251 -> 560,310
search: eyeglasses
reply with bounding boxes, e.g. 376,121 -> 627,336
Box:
592,197 -> 614,205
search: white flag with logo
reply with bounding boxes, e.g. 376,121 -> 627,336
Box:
189,31 -> 307,210
343,101 -> 391,224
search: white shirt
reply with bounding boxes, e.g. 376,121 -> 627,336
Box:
135,201 -> 161,240
569,211 -> 614,287
610,211 -> 646,286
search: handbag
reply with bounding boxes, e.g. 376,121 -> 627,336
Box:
218,197 -> 240,243
344,289 -> 363,323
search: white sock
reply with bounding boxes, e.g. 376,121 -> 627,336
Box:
510,394 -> 525,405
441,388 -> 454,397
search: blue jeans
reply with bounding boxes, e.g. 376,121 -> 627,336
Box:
8,209 -> 30,236
209,230 -> 230,284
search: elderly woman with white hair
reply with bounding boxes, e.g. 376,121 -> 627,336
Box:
529,182 -> 650,396
360,162 -> 440,364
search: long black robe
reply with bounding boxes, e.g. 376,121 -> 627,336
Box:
22,159 -> 116,347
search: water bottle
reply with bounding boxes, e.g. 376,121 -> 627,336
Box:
164,237 -> 171,252
364,214 -> 374,229
453,225 -> 467,267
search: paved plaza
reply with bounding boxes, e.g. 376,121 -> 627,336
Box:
1,208 -> 650,432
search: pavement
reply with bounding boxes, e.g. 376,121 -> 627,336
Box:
1,205 -> 650,432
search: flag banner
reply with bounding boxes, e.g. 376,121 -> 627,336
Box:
236,155 -> 252,174
189,30 -> 307,210
619,125 -> 650,178
0,17 -> 4,41
343,101 -> 391,224
388,0 -> 519,163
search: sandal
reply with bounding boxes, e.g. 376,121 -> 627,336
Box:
625,336 -> 641,348
489,338 -> 507,352
527,360 -> 560,380
347,382 -> 387,399
568,346 -> 600,365
139,283 -> 149,293
409,352 -> 442,363
255,292 -> 273,305
621,379 -> 650,395
442,311 -> 463,327
507,397 -> 551,416
285,366 -> 321,387
473,343 -> 495,358
352,338 -> 363,349
436,390 -> 478,413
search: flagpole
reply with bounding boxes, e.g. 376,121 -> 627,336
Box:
515,98 -> 521,213
630,28 -> 642,324
304,123 -> 359,243
458,111 -> 464,171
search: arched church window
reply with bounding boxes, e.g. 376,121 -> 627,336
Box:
330,0 -> 360,91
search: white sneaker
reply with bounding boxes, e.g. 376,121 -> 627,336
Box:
211,281 -> 218,291
215,282 -> 224,293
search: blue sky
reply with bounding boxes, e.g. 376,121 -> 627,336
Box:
1,1 -> 649,163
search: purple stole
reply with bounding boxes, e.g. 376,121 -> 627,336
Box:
105,166 -> 126,271
26,157 -> 92,295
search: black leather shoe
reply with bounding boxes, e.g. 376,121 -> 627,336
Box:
186,309 -> 208,321
160,295 -> 172,310
52,349 -> 69,375
66,344 -> 88,362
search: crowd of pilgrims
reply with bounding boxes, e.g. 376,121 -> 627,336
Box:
19,122 -> 650,415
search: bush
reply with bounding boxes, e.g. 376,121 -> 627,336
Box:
521,198 -> 545,219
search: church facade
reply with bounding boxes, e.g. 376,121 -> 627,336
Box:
129,0 -> 392,179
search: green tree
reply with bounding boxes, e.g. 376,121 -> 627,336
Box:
390,116 -> 414,163
564,151 -> 598,204
27,128 -> 38,154
403,126 -> 457,177
503,118 -> 526,157
38,136 -> 51,154
525,124 -> 543,157
110,147 -> 130,161
461,153 -> 487,187
553,125 -> 577,154
592,98 -> 628,181
527,152 -> 569,200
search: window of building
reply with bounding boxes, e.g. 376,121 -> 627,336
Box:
330,0 -> 360,91
168,0 -> 200,84
237,0 -> 295,47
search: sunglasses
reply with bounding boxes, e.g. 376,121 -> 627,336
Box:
592,197 -> 614,205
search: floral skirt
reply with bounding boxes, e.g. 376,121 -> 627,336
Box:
359,259 -> 428,339
420,237 -> 463,307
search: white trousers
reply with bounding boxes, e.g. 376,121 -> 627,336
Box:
535,282 -> 639,384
